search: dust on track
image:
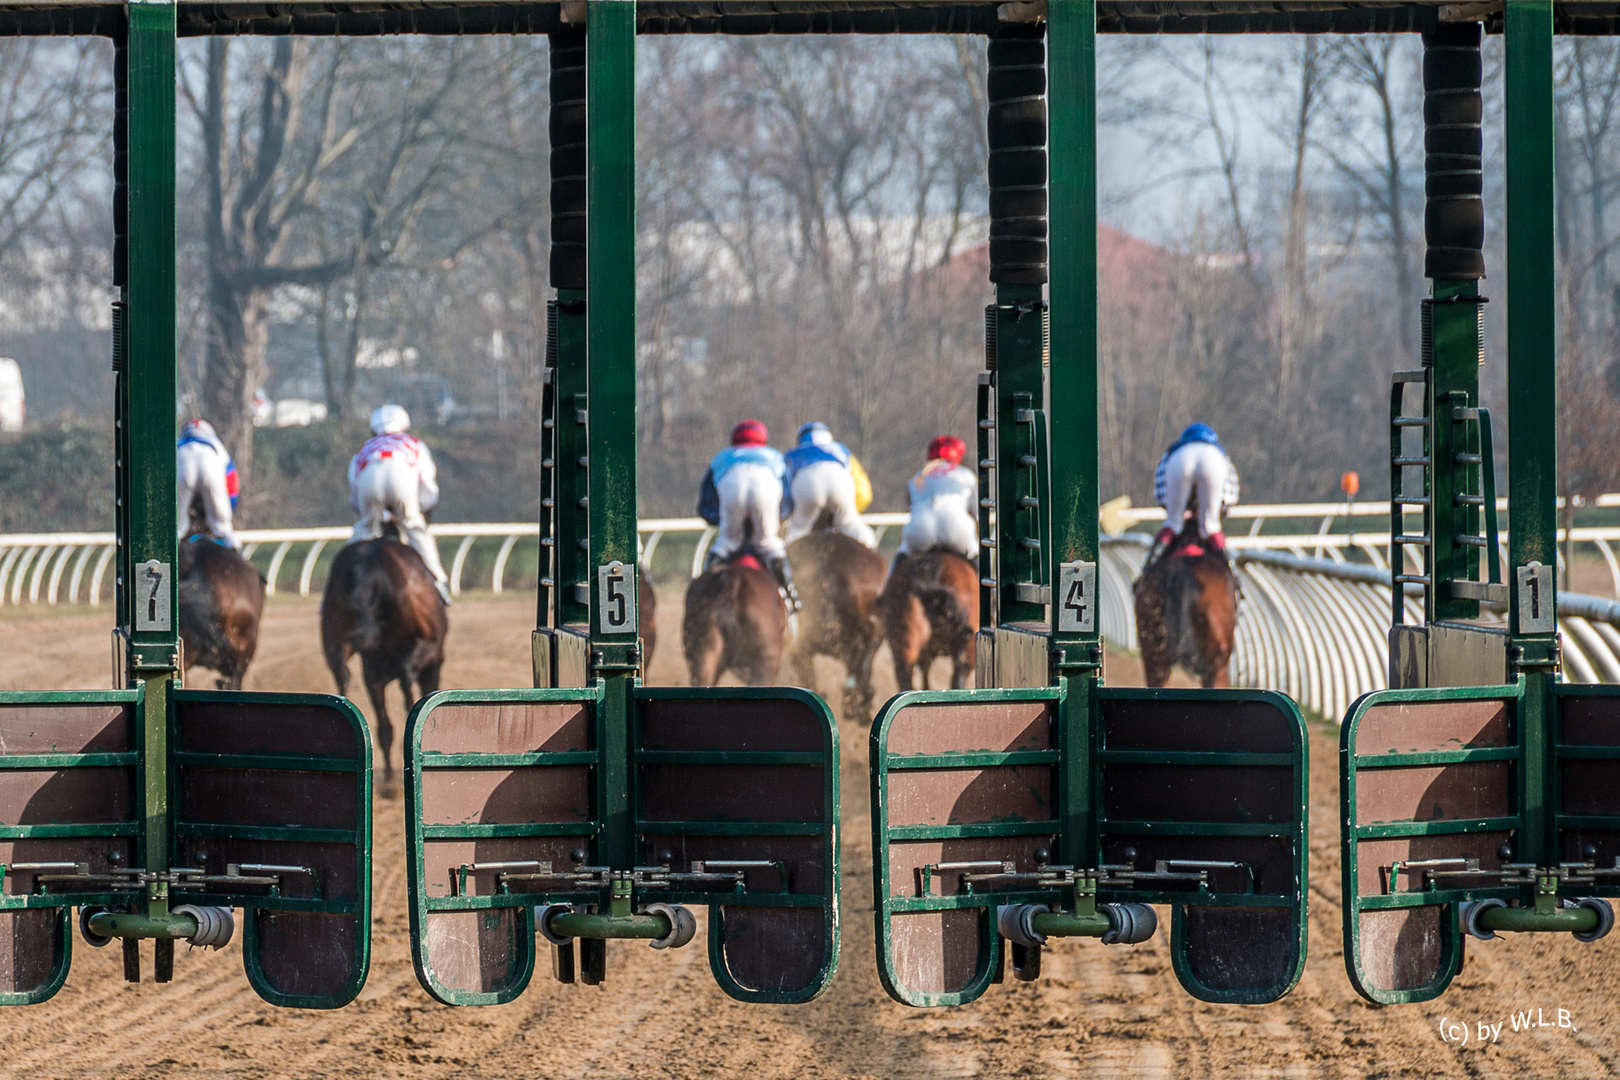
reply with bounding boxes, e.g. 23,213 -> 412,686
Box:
1,591 -> 1617,1079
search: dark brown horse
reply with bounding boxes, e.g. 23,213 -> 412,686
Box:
683,552 -> 787,687
785,531 -> 885,716
880,550 -> 979,691
639,574 -> 658,672
322,538 -> 447,793
1133,526 -> 1237,688
177,533 -> 264,690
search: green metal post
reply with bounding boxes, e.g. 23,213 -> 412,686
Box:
1505,0 -> 1558,868
586,0 -> 638,873
120,1 -> 179,919
554,293 -> 590,628
1428,280 -> 1482,622
993,294 -> 1045,626
1047,0 -> 1100,870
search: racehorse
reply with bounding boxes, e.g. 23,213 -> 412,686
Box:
639,574 -> 658,672
683,550 -> 787,687
321,537 -> 447,793
1133,522 -> 1237,688
177,525 -> 264,690
879,550 -> 978,691
785,530 -> 885,716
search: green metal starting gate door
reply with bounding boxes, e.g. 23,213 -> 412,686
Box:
406,686 -> 839,1004
871,685 -> 1307,1006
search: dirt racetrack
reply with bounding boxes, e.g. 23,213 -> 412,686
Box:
1,591 -> 1618,1079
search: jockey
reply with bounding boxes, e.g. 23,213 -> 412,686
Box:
175,419 -> 241,549
348,404 -> 452,604
697,418 -> 800,610
897,435 -> 978,564
1151,422 -> 1240,563
782,422 -> 876,549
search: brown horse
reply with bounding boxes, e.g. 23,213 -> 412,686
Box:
321,538 -> 447,793
177,533 -> 264,690
683,553 -> 787,687
785,531 -> 885,716
880,550 -> 979,691
639,574 -> 658,672
1133,526 -> 1237,688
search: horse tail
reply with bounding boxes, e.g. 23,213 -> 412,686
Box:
344,556 -> 388,651
907,555 -> 973,636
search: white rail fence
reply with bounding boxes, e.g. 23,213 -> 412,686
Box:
5,502 -> 1620,721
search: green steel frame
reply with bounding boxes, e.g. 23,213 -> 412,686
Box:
404,685 -> 841,1004
871,684 -> 1308,1006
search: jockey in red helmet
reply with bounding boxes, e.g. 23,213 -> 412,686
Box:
696,419 -> 799,609
897,434 -> 978,564
1149,422 -> 1240,564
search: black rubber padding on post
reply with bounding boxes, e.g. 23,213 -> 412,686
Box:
549,29 -> 587,292
987,26 -> 1046,286
1422,22 -> 1484,281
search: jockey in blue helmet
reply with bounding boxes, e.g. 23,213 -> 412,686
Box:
1150,423 -> 1240,564
782,421 -> 876,549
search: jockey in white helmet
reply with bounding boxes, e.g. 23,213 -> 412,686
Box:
781,421 -> 876,549
697,418 -> 799,610
897,435 -> 978,564
176,419 -> 241,549
1150,422 -> 1240,564
348,404 -> 452,604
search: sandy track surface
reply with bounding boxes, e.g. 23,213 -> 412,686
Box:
1,592 -> 1617,1078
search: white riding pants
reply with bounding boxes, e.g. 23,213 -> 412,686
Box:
710,462 -> 787,561
176,443 -> 239,549
783,461 -> 876,548
1160,441 -> 1229,539
349,457 -> 449,583
899,500 -> 978,562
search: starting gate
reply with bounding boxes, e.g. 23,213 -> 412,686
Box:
1340,3 -> 1619,1005
0,5 -> 372,1008
403,1 -> 842,1005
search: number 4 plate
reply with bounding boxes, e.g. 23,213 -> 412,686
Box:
1057,560 -> 1096,633
598,560 -> 637,634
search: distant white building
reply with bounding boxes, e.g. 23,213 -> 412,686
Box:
0,359 -> 25,431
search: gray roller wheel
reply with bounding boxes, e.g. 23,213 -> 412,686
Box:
78,906 -> 112,948
1460,898 -> 1507,941
643,903 -> 697,949
535,904 -> 575,946
1099,903 -> 1158,945
995,904 -> 1048,948
173,904 -> 235,949
1574,897 -> 1614,943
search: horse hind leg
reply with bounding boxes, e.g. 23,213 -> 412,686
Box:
361,662 -> 399,798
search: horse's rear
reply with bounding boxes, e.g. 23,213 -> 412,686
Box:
683,559 -> 786,687
322,539 -> 448,791
786,531 -> 885,715
1134,550 -> 1236,688
177,537 -> 265,690
880,550 -> 978,691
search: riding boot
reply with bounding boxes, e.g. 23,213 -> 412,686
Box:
1207,530 -> 1230,564
1144,526 -> 1176,569
434,579 -> 454,606
767,555 -> 802,612
701,548 -> 723,576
